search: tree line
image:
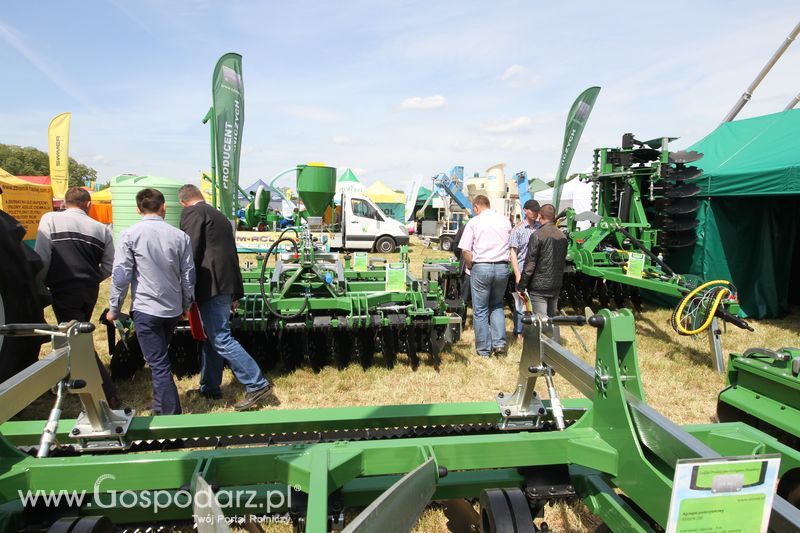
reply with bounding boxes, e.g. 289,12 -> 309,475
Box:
0,143 -> 98,187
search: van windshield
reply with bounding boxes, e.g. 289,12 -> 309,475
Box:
351,198 -> 383,221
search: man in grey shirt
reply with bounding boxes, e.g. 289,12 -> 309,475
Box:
106,188 -> 195,415
35,186 -> 119,406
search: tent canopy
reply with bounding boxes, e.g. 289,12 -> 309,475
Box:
16,176 -> 51,185
91,188 -> 112,202
336,168 -> 365,194
674,109 -> 800,318
691,110 -> 800,197
417,186 -> 432,202
366,181 -> 404,204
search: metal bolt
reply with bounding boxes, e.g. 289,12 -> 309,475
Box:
124,407 -> 132,415
538,408 -> 546,415
549,486 -> 556,494
438,466 -> 449,478
497,392 -> 504,398
71,428 -> 80,435
504,409 -> 511,416
115,426 -> 123,434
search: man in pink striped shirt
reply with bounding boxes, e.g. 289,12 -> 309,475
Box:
458,195 -> 512,356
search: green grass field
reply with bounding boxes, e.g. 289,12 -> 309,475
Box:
17,238 -> 800,531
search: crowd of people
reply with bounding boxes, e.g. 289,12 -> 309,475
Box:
457,195 -> 567,356
35,186 -> 275,415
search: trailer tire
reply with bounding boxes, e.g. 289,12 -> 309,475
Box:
375,236 -> 396,254
0,211 -> 47,382
439,235 -> 454,252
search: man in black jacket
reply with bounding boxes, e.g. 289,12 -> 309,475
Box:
178,184 -> 274,411
517,204 -> 567,337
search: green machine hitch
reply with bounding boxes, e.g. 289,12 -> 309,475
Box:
1,311 -> 799,531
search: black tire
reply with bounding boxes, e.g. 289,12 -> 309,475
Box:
479,488 -> 536,532
374,236 -> 396,254
439,235 -> 454,252
0,211 -> 48,381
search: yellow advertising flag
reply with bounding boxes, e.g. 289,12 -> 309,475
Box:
48,112 -> 71,199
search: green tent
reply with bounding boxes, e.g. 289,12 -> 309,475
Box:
674,109 -> 800,317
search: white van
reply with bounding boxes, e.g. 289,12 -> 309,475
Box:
325,192 -> 409,253
235,192 -> 408,253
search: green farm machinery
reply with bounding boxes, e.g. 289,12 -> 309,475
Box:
1,309 -> 799,531
108,164 -> 462,377
718,347 -> 800,454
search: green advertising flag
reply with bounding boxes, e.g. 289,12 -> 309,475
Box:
212,53 -> 245,219
552,86 -> 600,212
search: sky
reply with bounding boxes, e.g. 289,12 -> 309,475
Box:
0,1 -> 798,190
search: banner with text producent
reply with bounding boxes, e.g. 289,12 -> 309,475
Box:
48,112 -> 71,199
552,87 -> 600,212
212,53 -> 245,220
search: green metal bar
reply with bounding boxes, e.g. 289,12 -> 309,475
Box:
306,449 -> 330,533
573,467 -> 652,533
0,400 -> 592,445
202,107 -> 217,211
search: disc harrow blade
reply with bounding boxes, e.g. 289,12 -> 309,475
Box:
655,217 -> 699,232
309,329 -> 331,373
664,165 -> 702,182
664,184 -> 701,199
661,233 -> 697,248
380,325 -> 398,368
632,147 -> 660,163
167,331 -> 200,377
333,327 -> 352,369
668,150 -> 702,164
355,327 -> 376,368
109,336 -> 145,380
663,199 -> 700,215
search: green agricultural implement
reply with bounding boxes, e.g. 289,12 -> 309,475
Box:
0,309 -> 799,531
108,164 -> 462,377
718,347 -> 800,456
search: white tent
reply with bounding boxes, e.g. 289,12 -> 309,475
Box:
335,168 -> 365,195
533,177 -> 593,215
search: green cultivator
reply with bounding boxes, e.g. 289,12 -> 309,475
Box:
233,232 -> 462,372
0,310 -> 799,531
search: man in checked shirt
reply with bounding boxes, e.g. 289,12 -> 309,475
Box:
509,200 -> 541,342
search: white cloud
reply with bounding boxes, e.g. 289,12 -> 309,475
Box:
483,116 -> 533,133
501,64 -> 526,81
92,154 -> 106,162
399,95 -> 446,110
332,135 -> 351,144
499,64 -> 541,88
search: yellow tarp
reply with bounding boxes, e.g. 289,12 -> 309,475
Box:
0,172 -> 54,240
365,181 -> 405,204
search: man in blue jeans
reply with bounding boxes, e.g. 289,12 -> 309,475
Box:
107,188 -> 195,415
457,195 -> 512,356
179,184 -> 274,411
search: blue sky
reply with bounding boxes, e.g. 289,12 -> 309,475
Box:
0,1 -> 797,190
